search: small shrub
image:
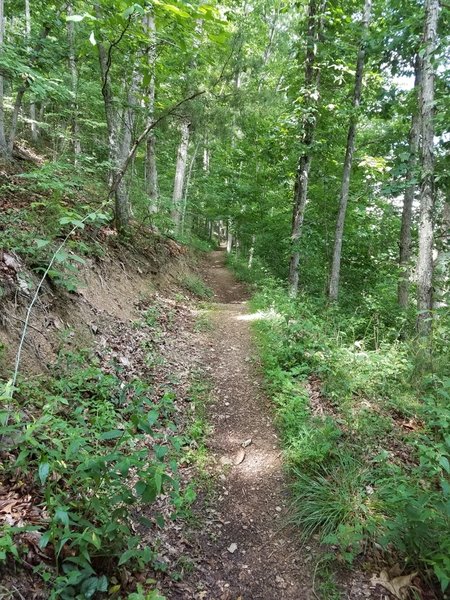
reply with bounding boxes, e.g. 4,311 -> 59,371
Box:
179,275 -> 213,299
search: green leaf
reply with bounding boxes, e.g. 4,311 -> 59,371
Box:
38,462 -> 50,485
39,530 -> 51,549
439,456 -> 450,473
99,429 -> 123,440
66,14 -> 85,22
54,250 -> 69,263
160,3 -> 190,18
147,409 -> 159,426
135,480 -> 157,502
154,469 -> 162,494
80,576 -> 100,598
35,239 -> 50,249
118,548 -> 137,566
55,508 -> 70,526
66,13 -> 95,22
155,445 -> 168,459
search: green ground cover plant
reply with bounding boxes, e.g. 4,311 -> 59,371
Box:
0,349 -> 196,599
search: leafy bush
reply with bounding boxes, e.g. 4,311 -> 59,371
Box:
0,353 -> 191,598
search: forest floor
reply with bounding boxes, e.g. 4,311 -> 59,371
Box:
172,249 -> 317,599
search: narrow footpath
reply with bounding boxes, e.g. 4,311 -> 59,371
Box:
180,250 -> 315,599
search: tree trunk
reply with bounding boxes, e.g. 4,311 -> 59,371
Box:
181,142 -> 199,235
248,235 -> 256,269
67,4 -> 81,162
8,86 -> 26,154
98,38 -> 130,233
143,10 -> 158,213
398,55 -> 421,309
328,0 -> 371,301
24,0 -> 37,142
288,0 -> 326,296
226,219 -> 233,253
0,0 -> 7,155
172,117 -> 190,232
416,0 -> 439,335
433,201 -> 450,309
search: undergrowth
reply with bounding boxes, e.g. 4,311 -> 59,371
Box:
0,349 -> 198,599
229,256 -> 450,595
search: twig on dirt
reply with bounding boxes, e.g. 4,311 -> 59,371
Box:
6,313 -> 46,336
11,585 -> 26,600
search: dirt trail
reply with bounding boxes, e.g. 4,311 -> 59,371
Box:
182,250 -> 315,599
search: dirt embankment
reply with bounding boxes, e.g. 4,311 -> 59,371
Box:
0,234 -> 193,378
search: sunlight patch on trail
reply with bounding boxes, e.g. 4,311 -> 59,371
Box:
234,308 -> 280,322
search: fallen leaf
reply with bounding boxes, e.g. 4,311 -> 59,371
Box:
234,449 -> 246,465
371,570 -> 418,599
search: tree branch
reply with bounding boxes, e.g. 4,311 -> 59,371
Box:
109,89 -> 206,196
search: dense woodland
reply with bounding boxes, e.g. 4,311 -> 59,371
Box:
0,0 -> 449,597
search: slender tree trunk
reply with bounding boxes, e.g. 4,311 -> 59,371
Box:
24,0 -> 37,142
0,0 -> 7,155
248,235 -> 256,269
433,201 -> 450,309
181,142 -> 198,235
98,39 -> 130,233
398,56 -> 422,308
416,0 -> 439,335
8,86 -> 26,154
143,10 -> 158,212
288,0 -> 326,296
172,117 -> 190,231
257,6 -> 280,93
226,219 -> 233,253
67,4 -> 81,162
328,0 -> 371,301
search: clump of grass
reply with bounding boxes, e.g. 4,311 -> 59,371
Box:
291,453 -> 378,542
180,274 -> 213,299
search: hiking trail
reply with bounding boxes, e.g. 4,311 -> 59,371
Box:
178,249 -> 315,599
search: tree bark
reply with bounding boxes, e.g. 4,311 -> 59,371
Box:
433,201 -> 450,309
398,55 -> 421,309
248,235 -> 256,269
0,0 -> 7,155
328,0 -> 371,301
25,0 -> 37,142
181,142 -> 199,235
172,117 -> 190,232
143,10 -> 158,213
226,219 -> 233,253
288,0 -> 326,296
416,0 -> 439,335
8,87 -> 27,155
67,4 -> 81,162
98,36 -> 130,233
